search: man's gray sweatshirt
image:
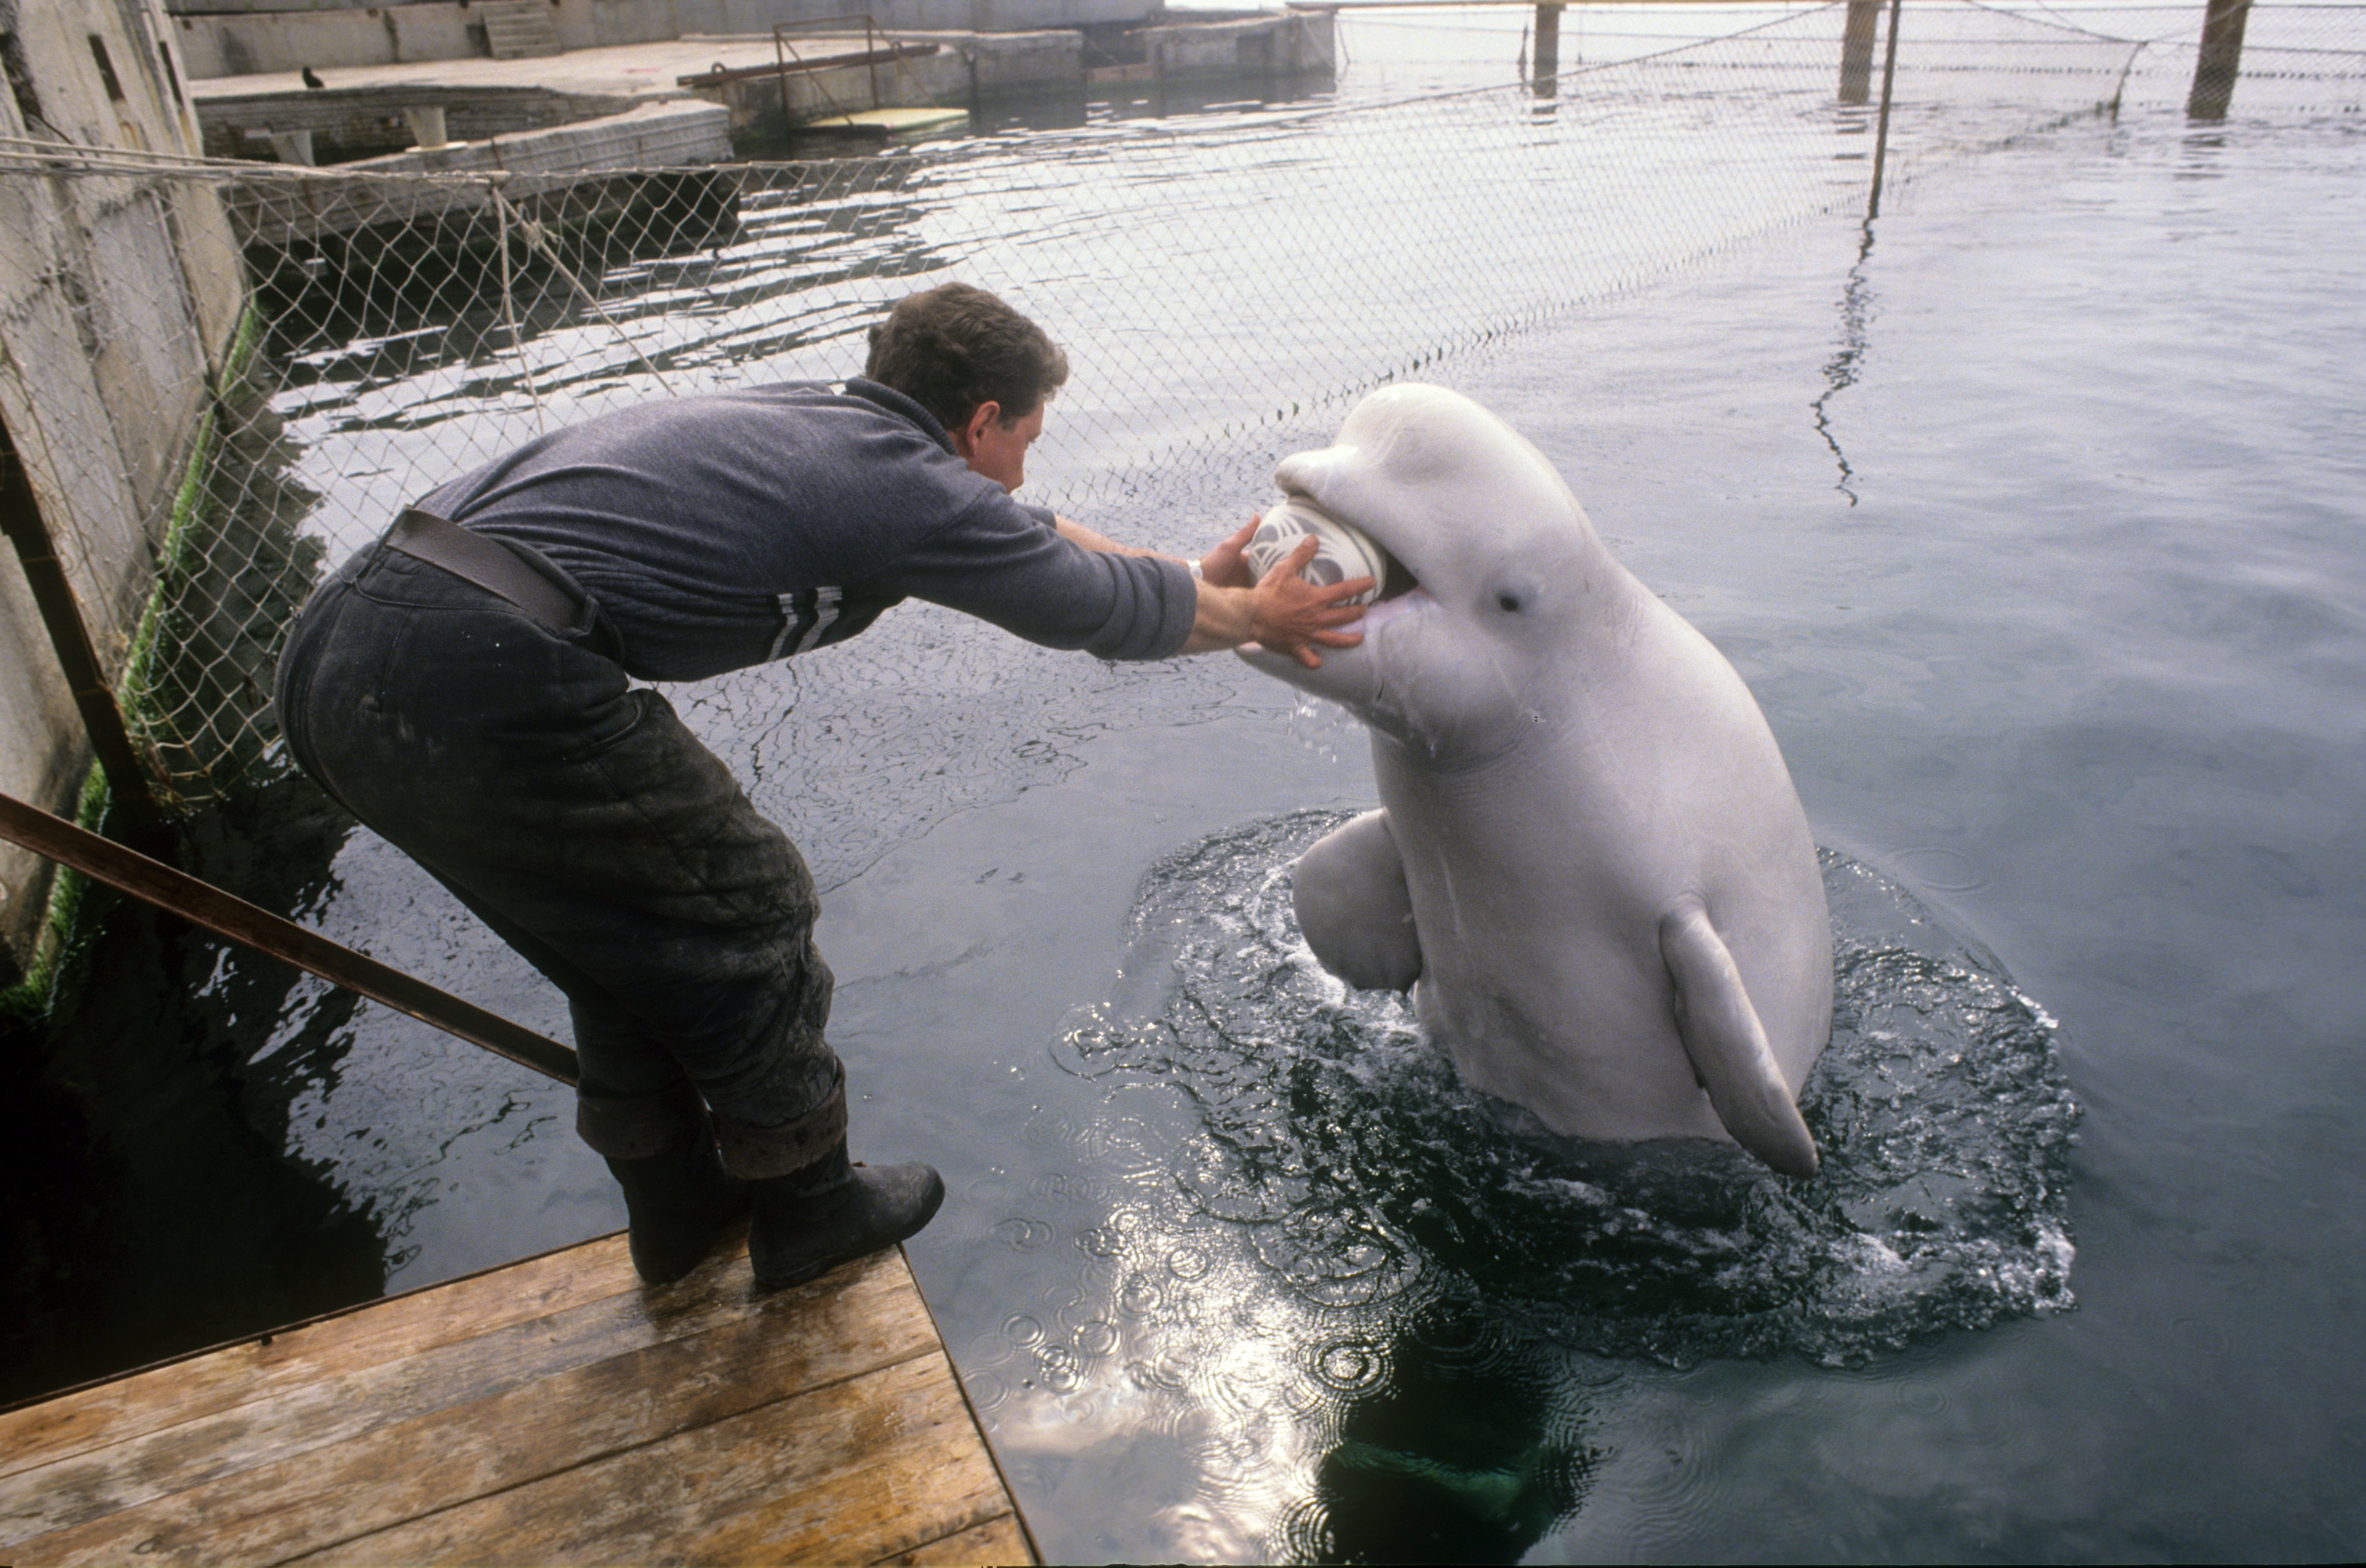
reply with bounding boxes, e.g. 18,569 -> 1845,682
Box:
418,378 -> 1197,683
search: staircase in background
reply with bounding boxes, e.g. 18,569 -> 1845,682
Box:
481,0 -> 564,61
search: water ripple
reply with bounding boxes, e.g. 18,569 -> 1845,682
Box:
1049,810 -> 2081,1368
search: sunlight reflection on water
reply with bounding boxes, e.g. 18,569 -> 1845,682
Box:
964,817 -> 2075,1557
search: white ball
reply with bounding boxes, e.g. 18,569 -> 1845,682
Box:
1244,496 -> 1389,605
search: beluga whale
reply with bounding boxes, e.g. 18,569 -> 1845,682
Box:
1240,384 -> 1831,1177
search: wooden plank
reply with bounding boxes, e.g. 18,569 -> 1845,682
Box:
0,1233 -> 642,1479
5,1263 -> 739,1539
10,1257 -> 939,1566
293,1352 -> 1011,1567
680,1375 -> 1015,1568
877,1513 -> 1032,1566
0,1240 -> 917,1547
1,1230 -> 1032,1568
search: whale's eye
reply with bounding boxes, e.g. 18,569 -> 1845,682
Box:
1497,592 -> 1524,613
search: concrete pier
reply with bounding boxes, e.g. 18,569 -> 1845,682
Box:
168,1 -> 1160,79
189,11 -> 1336,158
1142,9 -> 1336,84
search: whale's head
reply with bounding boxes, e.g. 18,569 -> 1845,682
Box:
1240,384 -> 1610,764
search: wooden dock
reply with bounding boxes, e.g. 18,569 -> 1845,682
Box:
0,1232 -> 1034,1566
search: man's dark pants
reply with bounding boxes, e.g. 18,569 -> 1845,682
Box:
274,538 -> 843,1170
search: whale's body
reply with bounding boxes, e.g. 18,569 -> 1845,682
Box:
1242,385 -> 1831,1174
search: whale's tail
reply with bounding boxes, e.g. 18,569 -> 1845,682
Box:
1659,904 -> 1819,1178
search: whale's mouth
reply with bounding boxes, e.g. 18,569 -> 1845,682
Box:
1333,517 -> 1418,604
1346,581 -> 1435,638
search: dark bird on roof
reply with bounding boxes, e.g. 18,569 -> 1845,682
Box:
301,66 -> 326,90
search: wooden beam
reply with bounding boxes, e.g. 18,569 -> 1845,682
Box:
0,412 -> 168,853
2188,0 -> 2252,120
1840,0 -> 1883,104
1533,2 -> 1565,92
1867,0 -> 1904,221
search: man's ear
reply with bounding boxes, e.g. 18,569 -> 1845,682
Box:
956,400 -> 1002,454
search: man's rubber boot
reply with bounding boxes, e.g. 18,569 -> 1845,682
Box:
578,1082 -> 749,1286
748,1140 -> 944,1291
712,1065 -> 945,1290
604,1140 -> 749,1286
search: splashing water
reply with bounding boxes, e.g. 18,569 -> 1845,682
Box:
977,811 -> 2079,1556
1047,810 -> 2079,1366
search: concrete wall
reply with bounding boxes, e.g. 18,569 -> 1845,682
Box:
194,81 -> 639,159
918,24 -> 1083,93
0,0 -> 243,977
696,27 -> 1083,127
1143,8 -> 1332,80
171,0 -> 1163,78
697,13 -> 1328,126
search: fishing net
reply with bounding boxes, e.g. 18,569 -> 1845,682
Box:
1,2 -> 2358,806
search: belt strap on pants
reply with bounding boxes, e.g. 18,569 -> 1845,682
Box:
385,507 -> 579,633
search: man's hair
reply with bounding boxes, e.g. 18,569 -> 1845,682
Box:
864,283 -> 1069,433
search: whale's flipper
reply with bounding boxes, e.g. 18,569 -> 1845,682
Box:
1295,810 -> 1423,992
1659,905 -> 1819,1177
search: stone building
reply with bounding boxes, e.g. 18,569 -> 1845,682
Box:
0,0 -> 244,981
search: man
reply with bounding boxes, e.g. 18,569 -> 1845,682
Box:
274,283 -> 1364,1290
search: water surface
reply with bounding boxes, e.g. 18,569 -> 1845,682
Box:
276,103 -> 2365,1557
11,12 -> 2364,1559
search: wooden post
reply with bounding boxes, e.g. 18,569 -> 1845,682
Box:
1840,0 -> 1882,104
401,105 -> 448,150
0,411 -> 170,854
2188,0 -> 2252,120
1867,0 -> 1904,220
1532,2 -> 1562,94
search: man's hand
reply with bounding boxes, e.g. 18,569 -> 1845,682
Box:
1060,510 -> 1366,667
1184,536 -> 1370,667
1197,516 -> 1260,589
1256,538 -> 1372,668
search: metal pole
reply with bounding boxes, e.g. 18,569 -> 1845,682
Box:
0,788 -> 582,1085
2188,0 -> 2251,120
0,410 -> 170,854
1866,0 -> 1904,221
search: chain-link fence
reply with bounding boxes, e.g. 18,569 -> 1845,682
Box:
3,2 -> 2360,810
